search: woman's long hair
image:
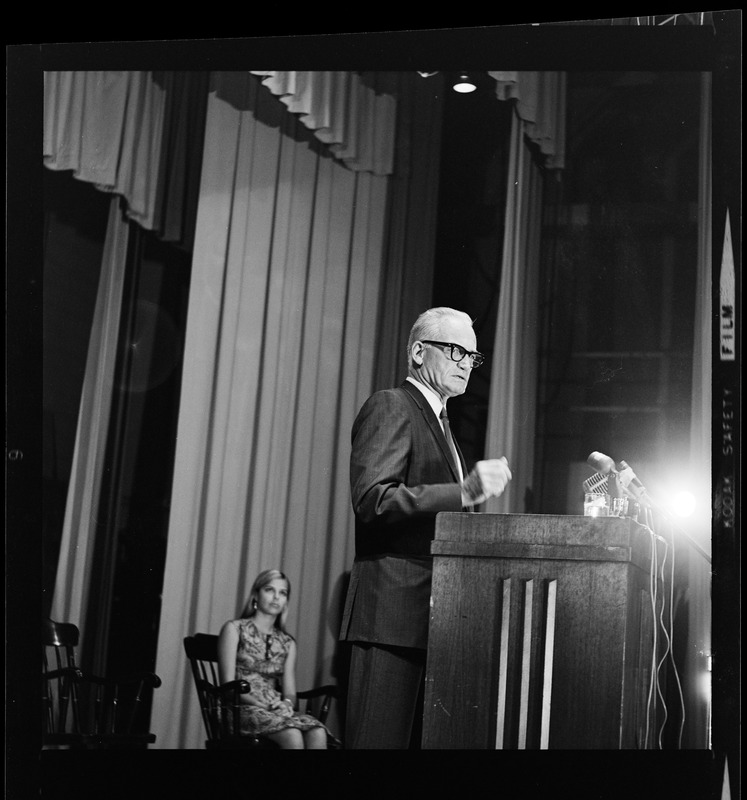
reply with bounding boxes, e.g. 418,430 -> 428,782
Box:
240,568 -> 291,632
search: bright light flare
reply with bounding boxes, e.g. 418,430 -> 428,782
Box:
671,490 -> 697,518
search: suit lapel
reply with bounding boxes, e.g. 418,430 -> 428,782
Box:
400,381 -> 463,482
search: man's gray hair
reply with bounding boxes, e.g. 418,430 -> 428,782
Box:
406,307 -> 474,367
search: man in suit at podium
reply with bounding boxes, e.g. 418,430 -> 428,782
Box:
339,307 -> 512,748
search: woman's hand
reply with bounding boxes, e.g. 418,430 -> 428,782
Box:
240,684 -> 289,712
268,697 -> 295,717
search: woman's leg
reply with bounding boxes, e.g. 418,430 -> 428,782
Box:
266,728 -> 304,749
302,726 -> 328,749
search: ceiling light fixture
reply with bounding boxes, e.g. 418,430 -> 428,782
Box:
452,73 -> 477,93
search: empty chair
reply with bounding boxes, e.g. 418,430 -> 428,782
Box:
43,618 -> 161,749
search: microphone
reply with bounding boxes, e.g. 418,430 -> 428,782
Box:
587,451 -> 616,475
582,471 -> 609,495
585,452 -> 624,497
615,460 -> 650,505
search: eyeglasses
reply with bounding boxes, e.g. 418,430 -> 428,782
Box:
421,340 -> 485,368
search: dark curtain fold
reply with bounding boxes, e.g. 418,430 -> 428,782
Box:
373,72 -> 446,390
152,71 -> 210,250
46,72 -> 210,666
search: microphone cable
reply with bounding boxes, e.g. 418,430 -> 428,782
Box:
654,529 -> 671,749
663,521 -> 686,748
643,517 -> 659,749
643,509 -> 686,749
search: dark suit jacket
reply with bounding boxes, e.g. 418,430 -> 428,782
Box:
339,380 -> 468,650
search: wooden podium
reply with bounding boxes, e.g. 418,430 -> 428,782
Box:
422,512 -> 660,749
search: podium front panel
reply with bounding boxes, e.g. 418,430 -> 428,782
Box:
423,513 -> 657,749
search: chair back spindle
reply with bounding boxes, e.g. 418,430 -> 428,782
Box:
42,618 -> 161,749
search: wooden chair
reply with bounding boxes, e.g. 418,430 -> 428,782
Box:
43,618 -> 162,749
183,632 -> 342,749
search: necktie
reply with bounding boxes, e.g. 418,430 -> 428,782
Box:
440,407 -> 462,479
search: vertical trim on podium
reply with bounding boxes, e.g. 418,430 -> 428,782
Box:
518,580 -> 534,748
540,580 -> 558,749
494,579 -> 512,749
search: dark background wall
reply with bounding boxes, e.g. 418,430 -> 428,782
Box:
43,171 -> 109,604
433,69 -> 701,518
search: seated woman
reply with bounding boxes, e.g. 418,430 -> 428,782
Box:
218,568 -> 329,749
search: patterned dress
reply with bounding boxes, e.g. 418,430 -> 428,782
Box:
230,618 -> 328,737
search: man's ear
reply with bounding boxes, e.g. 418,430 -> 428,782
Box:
411,340 -> 425,366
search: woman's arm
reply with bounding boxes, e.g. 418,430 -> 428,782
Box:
281,638 -> 298,708
217,620 -> 239,685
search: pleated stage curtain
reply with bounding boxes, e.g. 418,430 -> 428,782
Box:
483,111 -> 545,514
149,72 -> 393,748
49,198 -> 130,639
44,70 -> 207,666
43,68 -> 440,749
480,71 -> 567,513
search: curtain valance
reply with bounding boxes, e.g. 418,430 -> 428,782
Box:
250,71 -> 396,176
43,71 -> 166,229
489,71 -> 566,170
43,71 -> 207,245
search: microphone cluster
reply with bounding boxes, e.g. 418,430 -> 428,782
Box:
584,451 -> 713,567
586,451 -> 651,507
